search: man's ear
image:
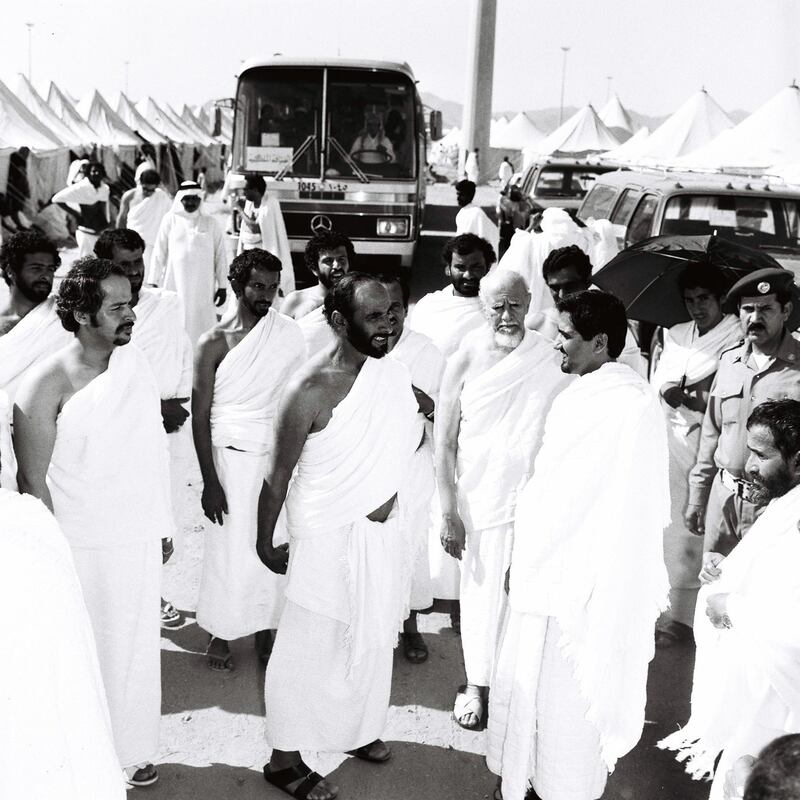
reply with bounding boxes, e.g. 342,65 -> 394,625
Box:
73,310 -> 91,328
330,309 -> 347,330
791,448 -> 800,474
783,300 -> 793,321
593,332 -> 609,354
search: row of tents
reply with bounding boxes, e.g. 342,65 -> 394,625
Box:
0,74 -> 234,213
434,83 -> 800,184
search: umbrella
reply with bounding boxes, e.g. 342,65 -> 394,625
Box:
592,233 -> 798,328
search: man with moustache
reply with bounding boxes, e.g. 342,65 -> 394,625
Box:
282,231 -> 355,353
14,258 -> 172,787
257,273 -> 420,800
408,233 -> 496,627
193,249 -> 305,672
116,169 -> 172,273
661,400 -> 800,800
96,228 -> 193,629
52,161 -> 111,256
436,270 -> 571,730
686,269 -> 800,559
488,290 -> 669,800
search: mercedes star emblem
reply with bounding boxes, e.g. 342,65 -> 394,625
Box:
310,214 -> 333,234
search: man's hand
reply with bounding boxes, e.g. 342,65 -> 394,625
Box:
257,541 -> 290,574
201,477 -> 228,525
214,288 -> 227,307
440,512 -> 466,560
699,551 -> 725,585
504,566 -> 510,595
685,504 -> 706,536
411,385 -> 434,418
706,592 -> 731,629
723,755 -> 755,800
161,397 -> 190,433
661,382 -> 688,409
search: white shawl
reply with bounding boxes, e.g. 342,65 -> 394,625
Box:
658,483 -> 800,779
127,187 -> 172,268
457,331 -> 571,531
408,287 -> 484,357
209,309 -> 305,452
47,344 -> 173,548
297,305 -> 334,355
456,203 -> 500,255
511,362 -> 670,770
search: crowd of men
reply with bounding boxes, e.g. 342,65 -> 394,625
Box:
1,179 -> 799,800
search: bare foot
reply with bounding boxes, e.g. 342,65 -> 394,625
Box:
206,636 -> 232,672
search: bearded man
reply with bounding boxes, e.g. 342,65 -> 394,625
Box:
437,270 -> 570,731
256,273 -> 420,800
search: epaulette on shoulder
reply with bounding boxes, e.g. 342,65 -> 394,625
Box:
720,339 -> 746,358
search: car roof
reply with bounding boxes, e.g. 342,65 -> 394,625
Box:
531,157 -> 618,169
590,168 -> 800,198
239,57 -> 416,82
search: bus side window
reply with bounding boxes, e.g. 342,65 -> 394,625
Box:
625,194 -> 659,248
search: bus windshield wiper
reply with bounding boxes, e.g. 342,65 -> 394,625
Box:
275,134 -> 317,181
327,136 -> 369,183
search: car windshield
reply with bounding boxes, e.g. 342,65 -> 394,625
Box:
663,194 -> 800,250
534,167 -> 604,198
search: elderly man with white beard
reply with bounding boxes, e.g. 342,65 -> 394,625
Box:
436,270 -> 571,731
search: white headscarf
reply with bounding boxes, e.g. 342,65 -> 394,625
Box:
171,181 -> 204,216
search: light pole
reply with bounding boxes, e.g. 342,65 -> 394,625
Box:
558,46 -> 570,125
25,22 -> 34,81
606,75 -> 613,101
124,60 -> 130,95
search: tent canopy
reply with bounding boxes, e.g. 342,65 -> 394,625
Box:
47,82 -> 100,144
114,91 -> 168,145
492,111 -> 544,150
13,74 -> 87,149
0,78 -> 64,151
77,90 -> 142,147
536,104 -> 621,157
600,126 -> 651,162
599,93 -> 637,136
137,96 -> 195,144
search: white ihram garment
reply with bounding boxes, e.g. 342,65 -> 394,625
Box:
658,483 -> 800,800
457,331 -> 571,686
488,363 -> 670,800
265,356 -> 418,751
197,310 -> 305,639
297,304 -> 334,355
391,327 -> 446,612
0,490 -> 126,799
130,287 -> 194,523
456,203 -> 500,255
237,195 -> 295,298
44,344 -> 172,769
0,391 -> 15,490
408,287 -> 485,599
650,315 -> 742,625
149,206 -> 228,347
127,187 -> 173,270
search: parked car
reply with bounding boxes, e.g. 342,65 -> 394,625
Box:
520,158 -> 622,216
577,169 -> 800,278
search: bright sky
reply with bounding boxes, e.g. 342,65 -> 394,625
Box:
1,0 -> 798,117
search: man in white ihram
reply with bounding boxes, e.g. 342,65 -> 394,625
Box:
437,270 -> 571,732
455,179 -> 500,256
116,168 -> 172,272
14,257 -> 172,788
149,180 -> 228,347
256,273 -> 420,800
487,290 -> 670,800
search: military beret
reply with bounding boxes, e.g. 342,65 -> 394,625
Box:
723,268 -> 795,313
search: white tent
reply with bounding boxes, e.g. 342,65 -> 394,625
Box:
114,92 -> 168,145
77,91 -> 141,148
493,112 -> 544,150
600,126 -> 651,162
181,105 -> 219,145
0,79 -> 64,151
194,106 -> 213,136
137,96 -> 195,144
678,83 -> 800,171
598,93 -> 637,142
47,82 -> 100,145
12,74 -> 88,150
535,104 -> 620,157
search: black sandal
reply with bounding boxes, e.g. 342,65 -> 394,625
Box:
400,631 -> 429,663
345,739 -> 392,763
655,620 -> 694,649
263,761 -> 336,799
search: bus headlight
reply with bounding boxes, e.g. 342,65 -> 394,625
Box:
376,218 -> 409,237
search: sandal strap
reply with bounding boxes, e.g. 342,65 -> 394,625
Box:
264,762 -> 325,799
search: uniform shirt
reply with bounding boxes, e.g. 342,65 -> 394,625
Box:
688,331 -> 800,507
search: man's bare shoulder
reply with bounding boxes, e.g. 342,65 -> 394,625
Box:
17,347 -> 76,408
282,287 -> 323,319
0,313 -> 21,336
195,325 -> 232,364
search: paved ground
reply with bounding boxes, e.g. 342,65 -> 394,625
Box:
149,225 -> 711,800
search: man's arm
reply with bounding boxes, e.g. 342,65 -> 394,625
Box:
191,332 -> 228,524
256,371 -> 322,573
434,345 -> 471,560
147,215 -> 170,286
13,368 -> 64,511
280,290 -> 306,319
212,225 -> 229,306
116,189 -> 133,228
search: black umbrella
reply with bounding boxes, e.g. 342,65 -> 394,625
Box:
593,233 -> 798,328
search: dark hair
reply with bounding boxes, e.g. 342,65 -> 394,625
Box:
744,734 -> 800,799
323,271 -> 382,326
746,400 -> 800,462
455,179 -> 476,203
86,160 -> 106,178
94,228 -> 146,260
677,264 -> 727,298
304,231 -> 356,274
0,231 -> 60,285
441,232 -> 497,270
229,248 -> 282,288
557,290 -> 628,359
245,174 -> 267,194
542,244 -> 592,283
139,168 -> 160,185
56,257 -> 126,333
375,266 -> 411,308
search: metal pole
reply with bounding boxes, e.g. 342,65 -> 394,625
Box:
124,61 -> 130,95
25,23 -> 34,81
606,75 -> 613,101
558,46 -> 570,125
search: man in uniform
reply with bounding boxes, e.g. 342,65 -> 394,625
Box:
686,268 -> 800,559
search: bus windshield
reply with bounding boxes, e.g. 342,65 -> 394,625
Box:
234,65 -> 416,181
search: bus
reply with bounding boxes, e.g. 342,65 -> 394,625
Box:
228,57 -> 427,285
